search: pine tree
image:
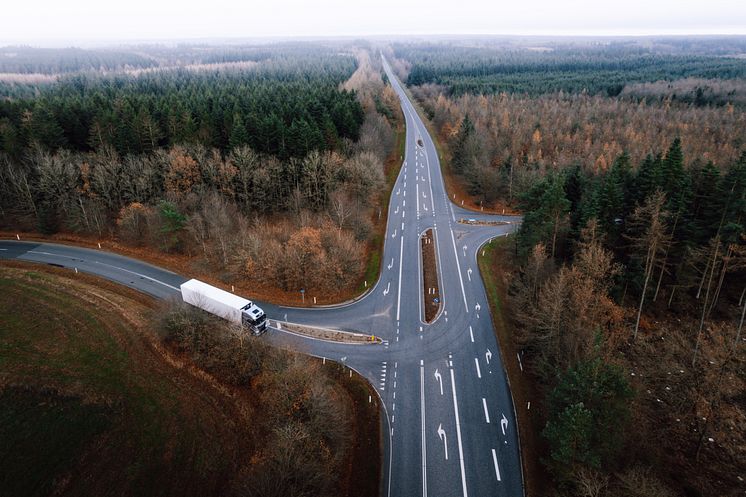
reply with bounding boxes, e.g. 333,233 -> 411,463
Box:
689,162 -> 722,245
519,173 -> 571,259
596,154 -> 633,247
451,114 -> 478,175
563,164 -> 586,239
28,103 -> 67,150
229,114 -> 249,150
635,153 -> 663,205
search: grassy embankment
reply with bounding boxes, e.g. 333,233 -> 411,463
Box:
0,262 -> 248,496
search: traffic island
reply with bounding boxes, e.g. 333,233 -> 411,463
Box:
458,218 -> 512,226
421,228 -> 441,322
276,321 -> 383,344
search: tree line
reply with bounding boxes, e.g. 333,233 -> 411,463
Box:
516,139 -> 746,300
0,48 -> 364,160
0,46 -> 158,74
395,41 -> 746,96
0,47 -> 398,297
413,85 -> 746,207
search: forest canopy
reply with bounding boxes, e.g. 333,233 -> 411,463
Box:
395,39 -> 746,96
0,45 -> 364,159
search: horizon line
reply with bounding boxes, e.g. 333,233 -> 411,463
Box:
2,31 -> 746,48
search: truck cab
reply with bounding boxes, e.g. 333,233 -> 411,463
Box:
242,303 -> 268,335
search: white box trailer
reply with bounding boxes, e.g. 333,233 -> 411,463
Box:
180,279 -> 268,335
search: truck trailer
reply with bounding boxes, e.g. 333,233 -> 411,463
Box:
180,279 -> 268,335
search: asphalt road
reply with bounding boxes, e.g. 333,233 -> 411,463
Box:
0,55 -> 524,497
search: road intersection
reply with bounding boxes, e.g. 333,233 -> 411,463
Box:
0,57 -> 524,497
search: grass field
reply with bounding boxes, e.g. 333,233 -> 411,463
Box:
0,262 -> 253,497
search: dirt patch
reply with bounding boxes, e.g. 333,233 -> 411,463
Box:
421,229 -> 441,322
280,321 -> 382,344
477,238 -> 550,497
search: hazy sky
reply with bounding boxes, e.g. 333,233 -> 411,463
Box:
2,0 -> 745,45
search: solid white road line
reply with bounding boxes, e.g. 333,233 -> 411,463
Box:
417,227 -> 423,322
450,368 -> 468,497
421,362 -> 428,497
423,146 -> 436,213
74,259 -> 179,291
491,449 -> 502,481
482,398 -> 491,423
474,358 -> 482,378
449,229 -> 469,312
396,235 -> 404,321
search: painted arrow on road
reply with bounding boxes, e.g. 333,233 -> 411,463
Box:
485,349 -> 492,365
434,369 -> 443,395
383,282 -> 391,296
467,268 -> 472,281
388,258 -> 394,270
501,413 -> 509,436
437,423 -> 449,460
475,302 -> 481,312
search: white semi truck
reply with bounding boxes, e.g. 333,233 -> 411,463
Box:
180,279 -> 268,335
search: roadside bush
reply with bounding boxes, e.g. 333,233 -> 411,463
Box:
154,302 -> 352,497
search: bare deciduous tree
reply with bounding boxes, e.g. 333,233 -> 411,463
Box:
625,191 -> 670,339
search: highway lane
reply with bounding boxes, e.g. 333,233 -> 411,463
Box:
380,55 -> 523,497
0,54 -> 524,497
